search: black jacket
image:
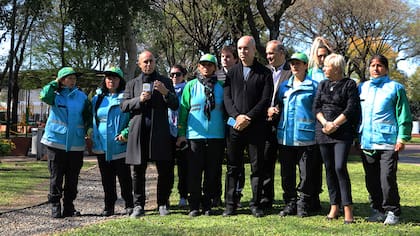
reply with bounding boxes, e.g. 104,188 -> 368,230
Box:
224,59 -> 273,131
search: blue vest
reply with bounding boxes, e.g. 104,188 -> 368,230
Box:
359,76 -> 401,150
92,91 -> 130,161
41,88 -> 87,151
186,79 -> 225,139
277,76 -> 318,146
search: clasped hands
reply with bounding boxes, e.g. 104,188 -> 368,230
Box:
322,121 -> 339,135
233,114 -> 251,131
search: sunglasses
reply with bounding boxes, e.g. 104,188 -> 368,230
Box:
170,72 -> 182,78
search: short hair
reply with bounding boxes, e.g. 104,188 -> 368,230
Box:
267,40 -> 287,57
324,53 -> 346,77
221,45 -> 238,59
369,54 -> 389,71
170,64 -> 188,76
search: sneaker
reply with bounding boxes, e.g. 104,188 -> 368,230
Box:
250,206 -> 265,218
279,202 -> 297,217
188,210 -> 200,217
159,205 -> 170,216
203,209 -> 213,216
297,206 -> 308,218
130,206 -> 145,218
62,209 -> 81,217
384,211 -> 399,225
125,207 -> 134,216
178,198 -> 188,207
365,209 -> 385,222
101,208 -> 114,217
51,203 -> 62,218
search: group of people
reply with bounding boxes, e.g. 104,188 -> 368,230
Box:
39,35 -> 412,226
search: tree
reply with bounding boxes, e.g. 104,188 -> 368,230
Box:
1,0 -> 50,137
283,0 -> 418,81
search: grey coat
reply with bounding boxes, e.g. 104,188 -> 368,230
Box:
121,72 -> 178,165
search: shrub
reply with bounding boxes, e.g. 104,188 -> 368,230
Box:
0,139 -> 16,156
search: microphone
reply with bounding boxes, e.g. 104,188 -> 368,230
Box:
143,83 -> 152,92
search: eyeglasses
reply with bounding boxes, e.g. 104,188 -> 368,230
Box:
170,72 -> 182,78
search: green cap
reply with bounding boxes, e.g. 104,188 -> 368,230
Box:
57,67 -> 78,80
199,54 -> 218,67
104,66 -> 124,79
289,52 -> 308,64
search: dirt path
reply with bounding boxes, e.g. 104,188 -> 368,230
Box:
0,163 -> 157,236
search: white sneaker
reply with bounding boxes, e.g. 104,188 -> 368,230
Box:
383,211 -> 399,225
366,209 -> 385,222
159,205 -> 170,216
178,198 -> 188,207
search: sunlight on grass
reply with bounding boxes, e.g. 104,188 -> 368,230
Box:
60,161 -> 420,236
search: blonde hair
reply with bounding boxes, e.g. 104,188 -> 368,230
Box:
324,53 -> 346,77
308,37 -> 334,69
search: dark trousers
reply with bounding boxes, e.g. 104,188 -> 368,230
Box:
319,142 -> 353,206
96,154 -> 134,209
361,150 -> 401,215
311,145 -> 323,198
171,137 -> 188,199
262,127 -> 278,206
188,139 -> 224,211
225,127 -> 265,209
47,147 -> 83,211
279,145 -> 315,205
132,160 -> 174,207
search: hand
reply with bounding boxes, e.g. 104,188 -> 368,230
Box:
322,121 -> 338,135
140,91 -> 151,102
233,114 -> 251,131
176,136 -> 187,147
154,80 -> 169,96
267,107 -> 279,121
395,142 -> 405,152
115,134 -> 127,142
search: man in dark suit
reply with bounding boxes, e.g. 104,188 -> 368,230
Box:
223,36 -> 273,217
261,40 -> 292,210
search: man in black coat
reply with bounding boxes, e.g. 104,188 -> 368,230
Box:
223,36 -> 273,217
121,50 -> 179,217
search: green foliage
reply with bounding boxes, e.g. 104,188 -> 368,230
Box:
0,139 -> 15,156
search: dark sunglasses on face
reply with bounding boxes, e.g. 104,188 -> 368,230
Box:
170,72 -> 182,78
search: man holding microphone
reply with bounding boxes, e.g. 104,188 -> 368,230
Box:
121,50 -> 179,217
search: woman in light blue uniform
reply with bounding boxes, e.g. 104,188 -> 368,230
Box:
276,53 -> 318,218
177,54 -> 225,217
91,67 -> 133,217
40,67 -> 92,218
359,55 -> 412,225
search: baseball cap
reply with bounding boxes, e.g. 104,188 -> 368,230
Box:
289,52 -> 308,64
104,66 -> 124,79
57,67 -> 78,80
199,54 -> 218,67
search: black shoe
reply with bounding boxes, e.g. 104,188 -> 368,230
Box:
203,209 -> 214,216
279,202 -> 297,216
188,210 -> 200,217
222,207 -> 236,217
250,206 -> 265,218
51,203 -> 62,218
297,206 -> 308,218
62,209 -> 81,217
101,208 -> 115,217
260,198 -> 273,210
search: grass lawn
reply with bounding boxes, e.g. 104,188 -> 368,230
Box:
61,156 -> 420,236
408,136 -> 420,144
0,159 -> 95,206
